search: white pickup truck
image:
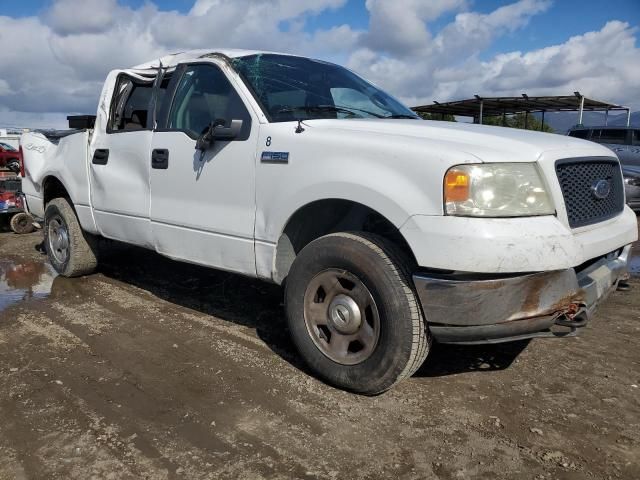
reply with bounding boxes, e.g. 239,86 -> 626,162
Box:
20,49 -> 638,394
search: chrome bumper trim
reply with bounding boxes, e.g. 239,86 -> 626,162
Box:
413,245 -> 632,344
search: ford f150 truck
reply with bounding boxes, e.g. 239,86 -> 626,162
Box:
20,50 -> 638,394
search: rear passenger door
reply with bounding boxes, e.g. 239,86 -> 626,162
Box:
90,72 -> 156,247
149,62 -> 258,275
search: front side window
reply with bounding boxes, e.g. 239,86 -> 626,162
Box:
167,64 -> 251,139
108,75 -> 154,132
231,54 -> 419,122
633,130 -> 640,145
596,129 -> 628,145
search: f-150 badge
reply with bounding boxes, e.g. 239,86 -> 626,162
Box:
261,151 -> 289,164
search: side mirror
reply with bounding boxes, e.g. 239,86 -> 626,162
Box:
213,119 -> 243,140
195,119 -> 243,151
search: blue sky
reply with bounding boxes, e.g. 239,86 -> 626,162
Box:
0,0 -> 639,129
6,0 -> 639,51
6,0 -> 639,43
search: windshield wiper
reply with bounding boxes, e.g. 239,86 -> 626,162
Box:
333,105 -> 385,118
275,105 -> 386,119
384,114 -> 419,119
275,105 -> 359,118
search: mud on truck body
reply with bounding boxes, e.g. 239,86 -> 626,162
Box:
20,50 -> 638,394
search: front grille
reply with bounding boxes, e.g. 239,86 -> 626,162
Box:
556,158 -> 624,228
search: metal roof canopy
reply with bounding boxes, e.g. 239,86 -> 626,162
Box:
412,92 -> 631,128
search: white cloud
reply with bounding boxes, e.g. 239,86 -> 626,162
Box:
362,0 -> 467,55
432,0 -> 552,57
46,0 -> 122,35
150,0 -> 350,52
348,0 -> 554,104
424,20 -> 640,109
0,0 -> 638,130
0,80 -> 12,96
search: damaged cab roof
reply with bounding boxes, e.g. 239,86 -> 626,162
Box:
131,49 -> 293,70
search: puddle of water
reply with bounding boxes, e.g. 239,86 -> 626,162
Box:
0,260 -> 57,313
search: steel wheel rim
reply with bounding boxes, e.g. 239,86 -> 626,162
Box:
48,215 -> 70,264
303,269 -> 380,365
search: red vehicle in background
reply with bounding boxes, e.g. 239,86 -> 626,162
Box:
0,142 -> 21,173
0,169 -> 34,234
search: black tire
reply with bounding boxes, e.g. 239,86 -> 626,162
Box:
44,197 -> 98,277
285,232 -> 430,395
10,212 -> 35,234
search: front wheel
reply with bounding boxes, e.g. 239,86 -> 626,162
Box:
44,197 -> 98,277
285,232 -> 430,395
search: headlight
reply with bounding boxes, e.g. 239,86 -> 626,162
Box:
444,163 -> 554,217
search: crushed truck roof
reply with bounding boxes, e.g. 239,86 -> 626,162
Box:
132,49 -> 288,70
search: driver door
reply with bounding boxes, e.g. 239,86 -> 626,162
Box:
149,62 -> 257,275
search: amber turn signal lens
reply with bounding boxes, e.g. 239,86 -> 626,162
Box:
444,169 -> 470,202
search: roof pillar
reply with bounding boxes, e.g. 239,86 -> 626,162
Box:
627,108 -> 632,127
577,93 -> 585,126
475,95 -> 483,124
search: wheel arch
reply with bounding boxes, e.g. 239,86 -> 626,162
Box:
271,198 -> 416,285
42,175 -> 72,206
41,175 -> 98,234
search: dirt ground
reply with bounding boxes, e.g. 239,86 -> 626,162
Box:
0,223 -> 639,480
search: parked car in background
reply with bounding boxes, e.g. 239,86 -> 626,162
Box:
568,126 -> 640,212
623,164 -> 640,212
0,142 -> 20,173
19,50 -> 638,394
567,126 -> 640,167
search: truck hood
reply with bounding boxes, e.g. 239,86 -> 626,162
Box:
303,118 -> 614,163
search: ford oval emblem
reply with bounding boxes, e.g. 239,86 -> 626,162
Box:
591,179 -> 611,200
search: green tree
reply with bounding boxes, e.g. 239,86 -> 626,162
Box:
416,112 -> 456,122
482,113 -> 553,132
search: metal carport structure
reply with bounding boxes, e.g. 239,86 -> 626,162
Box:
412,92 -> 631,130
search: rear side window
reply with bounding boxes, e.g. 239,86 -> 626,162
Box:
633,130 -> 640,145
568,129 -> 589,139
595,129 -> 628,145
108,75 -> 154,132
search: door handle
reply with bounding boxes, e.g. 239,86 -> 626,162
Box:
151,149 -> 169,169
92,149 -> 109,165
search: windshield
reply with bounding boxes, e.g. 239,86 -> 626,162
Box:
231,54 -> 419,122
0,142 -> 17,151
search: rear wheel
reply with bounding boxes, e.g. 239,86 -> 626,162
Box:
44,197 -> 97,277
285,232 -> 430,395
10,212 -> 35,234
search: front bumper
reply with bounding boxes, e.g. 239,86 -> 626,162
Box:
413,245 -> 632,344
